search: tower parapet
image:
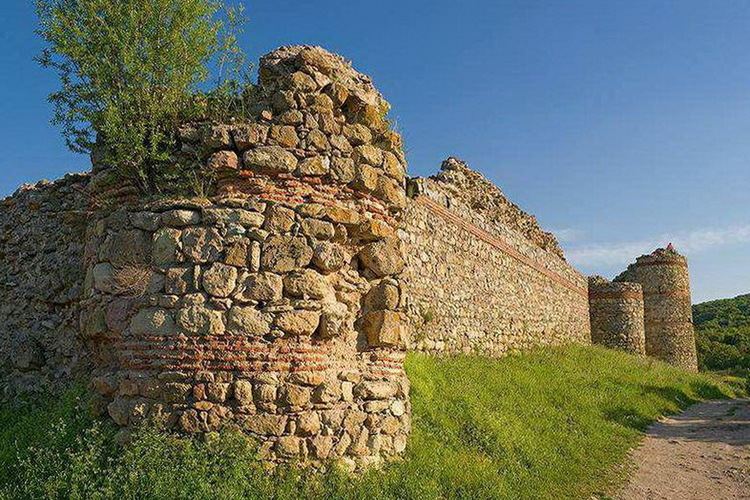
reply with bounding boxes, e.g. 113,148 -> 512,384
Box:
614,246 -> 697,371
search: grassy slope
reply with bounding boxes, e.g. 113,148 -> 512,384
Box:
0,345 -> 742,499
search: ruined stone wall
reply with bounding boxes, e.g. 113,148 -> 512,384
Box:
80,46 -> 410,468
615,247 -> 698,371
588,277 -> 645,355
401,158 -> 591,356
0,174 -> 90,401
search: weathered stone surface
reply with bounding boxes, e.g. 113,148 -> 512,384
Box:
354,219 -> 395,242
181,227 -> 224,263
297,156 -> 330,176
318,302 -> 349,339
306,129 -> 329,150
242,146 -> 298,174
238,272 -> 283,302
102,229 -> 152,265
351,165 -> 379,192
244,414 -> 287,436
92,263 -> 117,293
363,282 -> 400,311
353,145 -> 383,167
263,205 -> 296,232
261,235 -> 312,272
354,381 -> 398,400
280,384 -> 312,407
161,209 -> 201,227
227,306 -> 271,335
283,270 -> 331,299
130,308 -> 176,336
360,311 -> 407,348
275,310 -> 320,336
165,267 -> 195,295
343,124 -> 372,145
232,124 -> 268,151
233,380 -> 254,405
359,240 -> 405,277
203,124 -> 233,149
152,228 -> 183,265
269,125 -> 299,148
202,208 -> 265,228
202,263 -> 238,298
176,305 -> 225,335
297,412 -> 321,436
275,436 -> 303,457
310,242 -> 348,274
374,176 -> 407,209
301,218 -> 335,240
224,239 -> 250,267
322,206 -> 360,225
330,157 -> 355,183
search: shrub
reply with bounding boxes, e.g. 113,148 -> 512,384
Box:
35,0 -> 248,193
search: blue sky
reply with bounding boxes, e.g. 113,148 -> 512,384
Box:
2,0 -> 749,302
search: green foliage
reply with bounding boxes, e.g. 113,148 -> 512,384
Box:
1,346 -> 740,499
693,294 -> 750,373
693,294 -> 750,329
35,0 -> 248,193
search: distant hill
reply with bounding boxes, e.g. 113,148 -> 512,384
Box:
694,294 -> 750,329
693,294 -> 750,371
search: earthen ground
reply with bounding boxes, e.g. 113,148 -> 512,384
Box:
617,398 -> 750,500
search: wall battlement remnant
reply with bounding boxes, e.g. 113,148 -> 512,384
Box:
0,45 -> 698,467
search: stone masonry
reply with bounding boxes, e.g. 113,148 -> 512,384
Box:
0,45 -> 700,467
614,246 -> 698,371
79,46 -> 410,468
401,158 -> 591,355
588,276 -> 646,355
0,174 -> 90,401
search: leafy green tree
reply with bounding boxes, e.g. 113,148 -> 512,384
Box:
36,0 -> 246,193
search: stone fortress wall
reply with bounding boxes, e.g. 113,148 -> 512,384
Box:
587,276 -> 645,355
0,174 -> 90,400
401,158 -> 591,355
0,45 -> 698,466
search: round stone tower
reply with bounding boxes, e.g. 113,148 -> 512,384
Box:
614,245 -> 697,371
588,276 -> 645,355
80,46 -> 411,468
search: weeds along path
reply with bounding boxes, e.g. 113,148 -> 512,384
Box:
618,398 -> 750,499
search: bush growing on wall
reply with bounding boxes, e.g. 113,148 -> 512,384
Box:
35,0 -> 248,193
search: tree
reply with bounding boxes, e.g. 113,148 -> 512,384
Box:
36,0 -> 246,193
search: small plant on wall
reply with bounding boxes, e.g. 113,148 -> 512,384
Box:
35,0 -> 249,195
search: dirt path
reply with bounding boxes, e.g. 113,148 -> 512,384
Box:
618,398 -> 750,500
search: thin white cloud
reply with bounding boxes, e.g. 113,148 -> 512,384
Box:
566,224 -> 750,267
549,228 -> 583,244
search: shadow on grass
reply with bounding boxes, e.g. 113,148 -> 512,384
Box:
603,384 -> 703,432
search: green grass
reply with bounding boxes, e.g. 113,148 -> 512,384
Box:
0,345 -> 742,499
